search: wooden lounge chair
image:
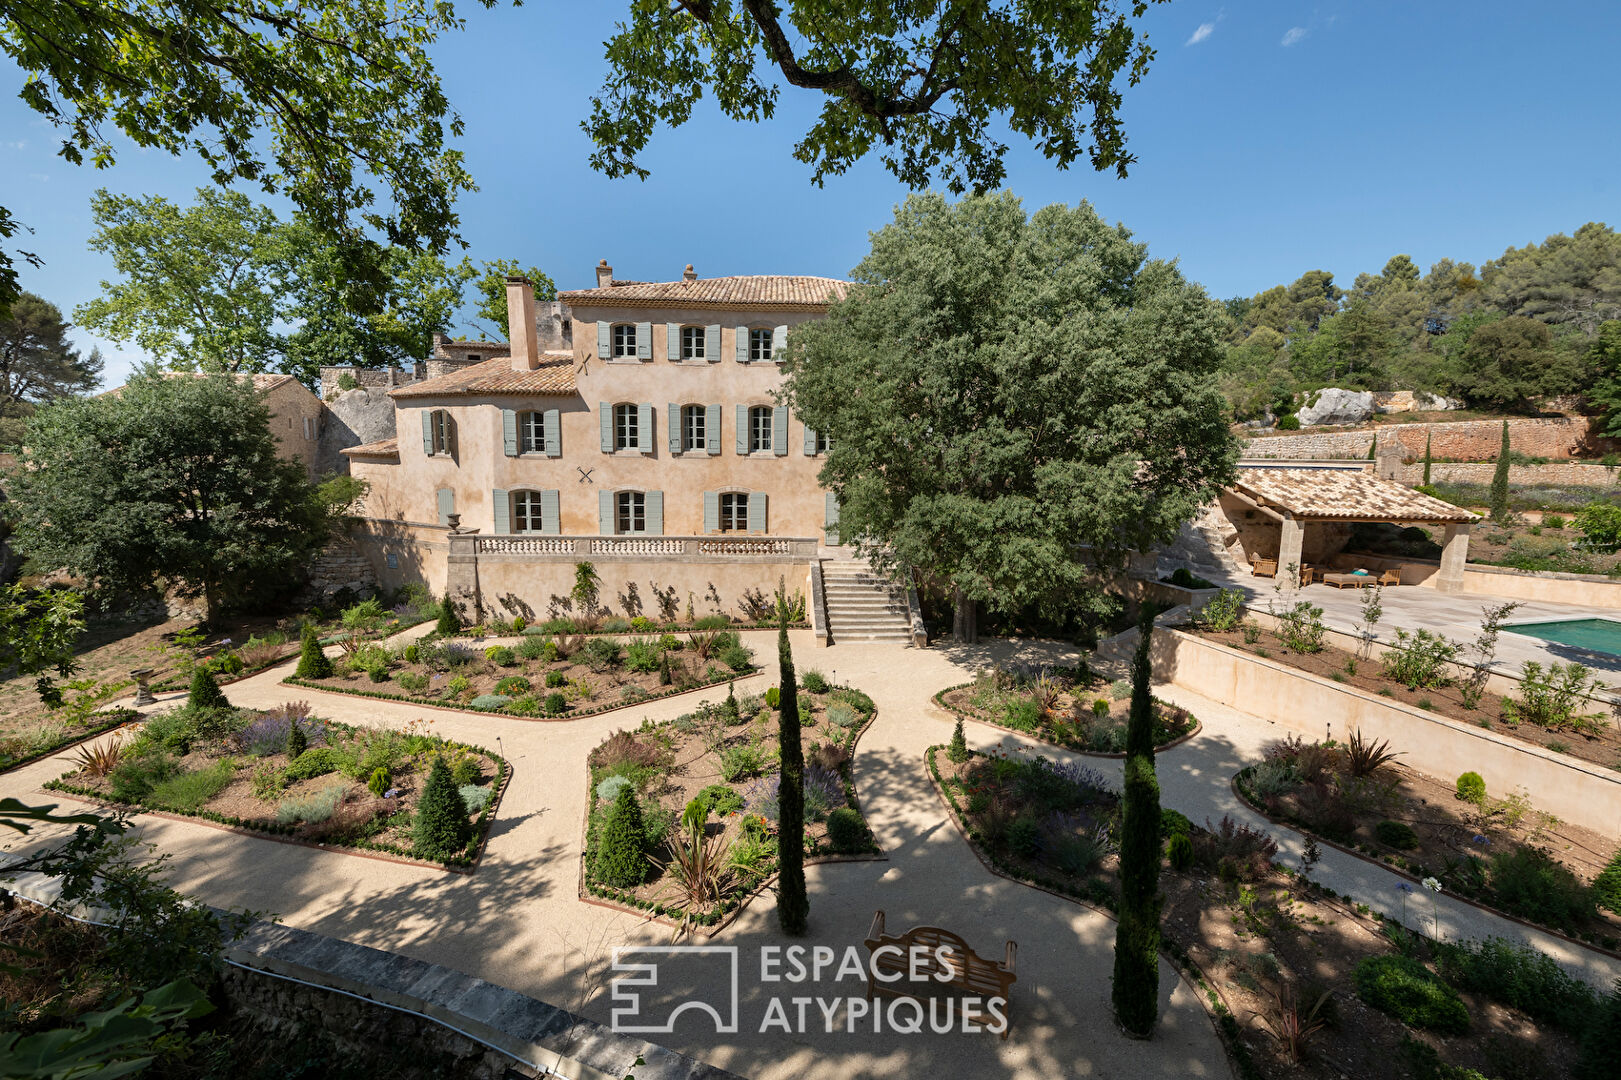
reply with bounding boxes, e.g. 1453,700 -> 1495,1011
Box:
1322,572 -> 1375,589
1379,569 -> 1402,586
1251,558 -> 1277,578
863,910 -> 1017,1038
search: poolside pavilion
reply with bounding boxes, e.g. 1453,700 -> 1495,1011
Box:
1221,464 -> 1480,592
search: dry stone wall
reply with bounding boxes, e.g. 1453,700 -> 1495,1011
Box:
1390,461 -> 1621,488
1244,416 -> 1616,464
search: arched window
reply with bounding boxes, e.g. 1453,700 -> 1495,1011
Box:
719,492 -> 749,532
611,323 -> 637,358
747,405 -> 772,453
613,403 -> 639,450
680,404 -> 707,452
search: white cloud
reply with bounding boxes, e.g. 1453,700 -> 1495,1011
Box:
1186,22 -> 1216,46
5,139 -> 25,151
1281,26 -> 1309,46
27,172 -> 48,182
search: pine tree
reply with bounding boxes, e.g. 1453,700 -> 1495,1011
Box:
188,666 -> 229,711
412,757 -> 471,861
775,593 -> 809,935
435,596 -> 460,636
948,717 -> 969,763
592,787 -> 648,888
1112,606 -> 1163,1038
1422,432 -> 1432,486
294,623 -> 334,679
1490,420 -> 1511,523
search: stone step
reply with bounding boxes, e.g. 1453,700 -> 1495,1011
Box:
824,596 -> 907,608
833,632 -> 914,643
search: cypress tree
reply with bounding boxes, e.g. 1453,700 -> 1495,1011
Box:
412,757 -> 471,861
436,596 -> 460,636
294,623 -> 334,679
1112,606 -> 1163,1038
948,716 -> 970,764
592,787 -> 648,888
188,666 -> 229,710
1422,432 -> 1432,485
775,590 -> 809,935
1490,420 -> 1511,522
286,720 -> 307,759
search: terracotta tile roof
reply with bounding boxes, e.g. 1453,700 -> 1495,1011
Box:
388,353 -> 576,399
558,275 -> 849,310
1233,466 -> 1479,523
340,437 -> 399,458
100,370 -> 299,397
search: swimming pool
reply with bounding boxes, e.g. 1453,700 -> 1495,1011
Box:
1507,617 -> 1621,657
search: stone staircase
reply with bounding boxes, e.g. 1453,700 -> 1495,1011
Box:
819,561 -> 914,644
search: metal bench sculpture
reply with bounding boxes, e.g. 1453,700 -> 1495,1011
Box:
861,910 -> 1017,1038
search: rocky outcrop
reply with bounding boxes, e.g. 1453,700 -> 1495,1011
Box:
315,388 -> 397,477
1297,388 -> 1375,426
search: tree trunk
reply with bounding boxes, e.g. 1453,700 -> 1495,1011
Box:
952,586 -> 977,643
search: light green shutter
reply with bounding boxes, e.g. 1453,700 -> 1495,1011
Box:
637,402 -> 653,453
735,326 -> 749,363
772,407 -> 788,456
436,488 -> 454,526
645,490 -> 663,535
772,324 -> 787,359
703,491 -> 719,534
635,322 -> 652,359
824,492 -> 840,545
541,490 -> 560,534
596,321 -> 611,358
705,324 -> 721,361
543,409 -> 560,457
668,403 -> 680,453
706,403 -> 721,455
599,490 -> 614,534
803,424 -> 817,455
492,489 -> 509,534
666,322 -> 680,360
599,402 -> 613,452
735,405 -> 747,453
502,410 -> 518,456
747,492 -> 768,533
421,410 -> 435,456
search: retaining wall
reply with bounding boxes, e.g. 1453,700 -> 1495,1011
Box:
1151,629 -> 1621,834
1243,416 -> 1616,463
1389,461 -> 1621,488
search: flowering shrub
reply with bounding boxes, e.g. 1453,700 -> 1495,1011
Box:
238,702 -> 325,756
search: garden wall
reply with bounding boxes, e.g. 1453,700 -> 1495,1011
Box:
1243,430 -> 1377,459
1150,629 -> 1621,833
1243,416 -> 1615,463
1330,550 -> 1621,609
348,520 -> 450,598
1387,461 -> 1621,488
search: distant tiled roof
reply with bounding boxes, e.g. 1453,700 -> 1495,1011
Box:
558,275 -> 849,310
340,437 -> 399,458
100,370 -> 299,397
440,339 -> 506,348
389,353 -> 576,399
1233,466 -> 1478,523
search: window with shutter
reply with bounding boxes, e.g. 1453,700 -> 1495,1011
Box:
637,402 -> 653,453
771,324 -> 787,359
421,410 -> 435,456
596,320 -> 611,358
666,322 -> 680,360
749,328 -> 774,362
540,490 -> 560,534
772,406 -> 788,456
502,410 -> 518,456
747,492 -> 768,533
681,405 -> 707,452
492,489 -> 510,534
735,326 -> 750,364
824,492 -> 840,544
635,322 -> 652,359
612,403 -> 638,450
436,488 -> 454,526
520,411 -> 544,453
598,489 -> 613,534
611,324 -> 637,359
748,406 -> 772,453
735,404 -> 747,454
705,325 -> 721,362
703,491 -> 720,534
706,403 -> 722,455
615,491 -> 646,534
645,490 -> 664,535
543,409 -> 561,457
513,491 -> 548,533
599,403 -> 613,452
719,492 -> 748,532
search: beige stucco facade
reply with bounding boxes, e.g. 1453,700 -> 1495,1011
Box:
262,376 -> 326,481
344,268 -> 847,616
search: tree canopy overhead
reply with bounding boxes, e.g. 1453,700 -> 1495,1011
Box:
783,191 -> 1237,639
0,0 -> 498,317
587,0 -> 1166,194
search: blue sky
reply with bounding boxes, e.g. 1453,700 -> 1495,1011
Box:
4,2 -> 1618,385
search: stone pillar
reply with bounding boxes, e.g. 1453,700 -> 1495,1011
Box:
445,529 -> 482,618
1278,514 -> 1305,587
1437,522 -> 1471,594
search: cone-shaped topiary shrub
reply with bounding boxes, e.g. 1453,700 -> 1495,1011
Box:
188,667 -> 230,711
412,757 -> 471,861
593,786 -> 648,888
948,717 -> 969,763
436,597 -> 460,636
286,721 -> 307,759
294,624 -> 333,679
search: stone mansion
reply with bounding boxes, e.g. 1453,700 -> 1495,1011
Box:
340,262 -> 916,634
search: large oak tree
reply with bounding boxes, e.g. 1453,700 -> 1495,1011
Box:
782,192 -> 1237,640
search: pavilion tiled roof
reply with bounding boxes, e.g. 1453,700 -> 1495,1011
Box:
1232,466 -> 1478,523
340,437 -> 399,458
388,353 -> 577,399
558,275 -> 849,310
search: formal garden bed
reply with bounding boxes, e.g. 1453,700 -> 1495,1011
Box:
925,744 -> 1617,1080
450,574 -> 811,639
1189,609 -> 1621,771
580,670 -> 880,931
44,691 -> 507,868
284,628 -> 757,719
934,664 -> 1199,754
1234,733 -> 1621,951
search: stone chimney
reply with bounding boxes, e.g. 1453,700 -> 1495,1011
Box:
430,331 -> 448,358
506,277 -> 540,371
537,300 -> 573,351
596,259 -> 613,289
683,263 -> 697,282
